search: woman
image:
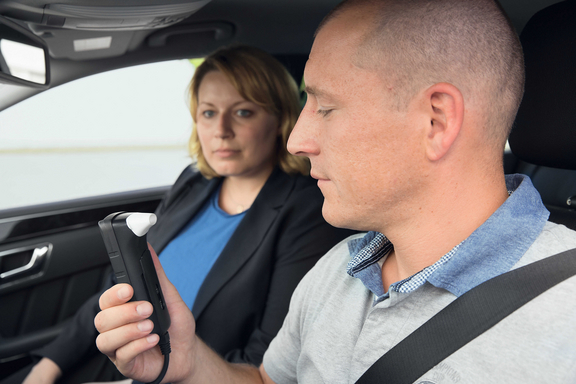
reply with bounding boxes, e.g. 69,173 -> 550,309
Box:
14,45 -> 352,384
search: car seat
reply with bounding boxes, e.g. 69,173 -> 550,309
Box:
508,0 -> 576,230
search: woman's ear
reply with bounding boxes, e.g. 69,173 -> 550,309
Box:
424,82 -> 464,161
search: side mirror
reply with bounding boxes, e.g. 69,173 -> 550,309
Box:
0,15 -> 50,88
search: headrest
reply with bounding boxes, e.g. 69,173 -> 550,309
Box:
508,0 -> 576,170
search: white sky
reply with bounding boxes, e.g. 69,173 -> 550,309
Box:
0,59 -> 195,149
0,59 -> 196,209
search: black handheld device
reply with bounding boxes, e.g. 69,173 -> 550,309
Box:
98,211 -> 171,384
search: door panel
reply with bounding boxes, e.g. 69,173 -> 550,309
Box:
0,187 -> 167,378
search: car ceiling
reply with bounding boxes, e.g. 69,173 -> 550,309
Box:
0,0 -> 566,111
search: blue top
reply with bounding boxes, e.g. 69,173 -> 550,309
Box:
346,174 -> 550,303
160,187 -> 246,309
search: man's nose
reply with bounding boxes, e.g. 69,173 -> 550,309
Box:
287,105 -> 319,157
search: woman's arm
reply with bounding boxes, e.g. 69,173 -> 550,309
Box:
30,278 -> 112,374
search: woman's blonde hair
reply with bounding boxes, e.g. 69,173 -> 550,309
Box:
188,45 -> 309,178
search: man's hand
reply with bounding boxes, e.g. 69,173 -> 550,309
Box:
95,244 -> 273,384
94,244 -> 196,383
22,357 -> 62,384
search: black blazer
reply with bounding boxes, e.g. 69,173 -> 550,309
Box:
36,166 -> 353,370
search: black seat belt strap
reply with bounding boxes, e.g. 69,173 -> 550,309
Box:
356,248 -> 576,384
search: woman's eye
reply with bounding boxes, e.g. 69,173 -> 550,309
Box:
202,110 -> 215,118
236,109 -> 252,117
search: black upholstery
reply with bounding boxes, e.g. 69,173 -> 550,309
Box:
514,161 -> 576,228
509,0 -> 576,170
508,0 -> 576,229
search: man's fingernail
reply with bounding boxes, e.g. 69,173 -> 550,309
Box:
138,320 -> 153,332
147,334 -> 158,344
117,287 -> 130,300
136,303 -> 153,316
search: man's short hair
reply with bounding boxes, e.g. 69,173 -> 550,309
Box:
318,0 -> 524,147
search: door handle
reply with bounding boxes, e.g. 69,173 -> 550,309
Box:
0,244 -> 51,280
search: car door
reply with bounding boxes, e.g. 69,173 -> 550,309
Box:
0,59 -> 195,379
0,188 -> 165,377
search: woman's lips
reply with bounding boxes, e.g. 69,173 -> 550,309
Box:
214,148 -> 239,158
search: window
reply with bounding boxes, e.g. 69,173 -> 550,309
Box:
0,60 -> 195,210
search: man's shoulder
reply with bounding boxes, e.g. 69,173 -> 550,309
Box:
515,221 -> 576,268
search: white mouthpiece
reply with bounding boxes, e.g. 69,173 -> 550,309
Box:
126,213 -> 157,237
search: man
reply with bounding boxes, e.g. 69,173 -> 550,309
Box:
95,0 -> 576,383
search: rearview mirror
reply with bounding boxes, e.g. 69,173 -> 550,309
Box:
0,15 -> 50,88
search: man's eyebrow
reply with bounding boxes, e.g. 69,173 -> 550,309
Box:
304,86 -> 334,100
304,86 -> 317,96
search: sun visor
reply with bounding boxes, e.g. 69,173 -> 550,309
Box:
3,1 -> 212,31
27,26 -> 137,60
0,1 -> 213,60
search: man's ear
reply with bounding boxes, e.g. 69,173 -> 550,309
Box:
423,82 -> 464,161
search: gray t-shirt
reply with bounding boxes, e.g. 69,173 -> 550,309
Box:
263,176 -> 576,383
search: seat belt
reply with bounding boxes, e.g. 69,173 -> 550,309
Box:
356,248 -> 576,384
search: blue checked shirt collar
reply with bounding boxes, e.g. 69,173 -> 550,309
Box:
346,174 -> 550,303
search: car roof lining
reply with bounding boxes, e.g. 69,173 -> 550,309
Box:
0,0 -> 566,111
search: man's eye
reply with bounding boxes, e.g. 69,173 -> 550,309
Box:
202,110 -> 215,118
236,109 -> 252,117
317,108 -> 333,117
